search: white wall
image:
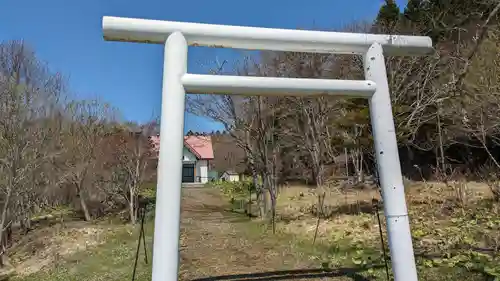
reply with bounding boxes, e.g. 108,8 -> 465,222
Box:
196,160 -> 208,183
182,147 -> 197,162
182,147 -> 209,183
221,172 -> 239,182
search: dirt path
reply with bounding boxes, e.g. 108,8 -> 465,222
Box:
178,188 -> 369,281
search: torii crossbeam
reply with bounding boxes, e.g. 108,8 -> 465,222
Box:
102,16 -> 433,281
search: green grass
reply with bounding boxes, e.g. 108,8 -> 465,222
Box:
13,218 -> 154,281
11,185 -> 499,281
16,217 -> 485,281
233,214 -> 488,281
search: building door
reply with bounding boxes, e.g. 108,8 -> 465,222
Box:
182,164 -> 195,183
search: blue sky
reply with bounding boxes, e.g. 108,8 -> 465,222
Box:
0,0 -> 407,133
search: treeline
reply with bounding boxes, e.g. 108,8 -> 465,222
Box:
188,0 -> 500,216
186,130 -> 228,136
0,40 -> 158,266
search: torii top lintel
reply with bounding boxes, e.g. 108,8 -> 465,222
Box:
102,16 -> 433,56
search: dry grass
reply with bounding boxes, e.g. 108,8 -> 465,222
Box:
179,188 -> 319,280
277,187 -> 375,240
259,181 -> 498,281
11,223 -> 107,276
275,181 -> 494,242
10,218 -> 153,281
10,183 -> 498,281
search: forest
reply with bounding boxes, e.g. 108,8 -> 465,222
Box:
0,39 -> 160,272
189,0 -> 500,216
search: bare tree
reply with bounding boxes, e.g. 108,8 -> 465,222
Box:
109,122 -> 156,224
0,40 -> 65,265
59,100 -> 113,221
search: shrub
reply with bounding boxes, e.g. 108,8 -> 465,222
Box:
206,179 -> 255,200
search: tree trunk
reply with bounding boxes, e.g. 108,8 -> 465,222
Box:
250,167 -> 267,218
0,187 -> 12,268
437,105 -> 446,174
262,173 -> 273,218
257,191 -> 265,218
20,214 -> 31,234
78,189 -> 91,221
129,185 -> 136,224
75,169 -> 91,221
270,188 -> 277,234
344,148 -> 349,176
351,148 -> 364,183
260,191 -> 271,219
134,197 -> 139,222
358,152 -> 364,183
131,149 -> 141,224
258,173 -> 272,220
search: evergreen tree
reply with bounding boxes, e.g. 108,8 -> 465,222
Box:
403,0 -> 422,22
375,0 -> 401,33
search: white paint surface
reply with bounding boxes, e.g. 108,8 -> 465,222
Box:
102,16 -> 433,56
196,160 -> 209,183
364,43 -> 418,281
151,32 -> 187,281
182,147 -> 197,162
221,172 -> 240,182
182,74 -> 376,97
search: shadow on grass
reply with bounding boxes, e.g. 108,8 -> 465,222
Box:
182,203 -> 256,223
190,267 -> 380,281
299,201 -> 378,220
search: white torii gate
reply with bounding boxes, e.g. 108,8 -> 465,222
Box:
102,16 -> 433,281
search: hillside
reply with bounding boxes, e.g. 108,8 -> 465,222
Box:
8,184 -> 499,281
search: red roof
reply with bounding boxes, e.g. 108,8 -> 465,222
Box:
150,135 -> 214,160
